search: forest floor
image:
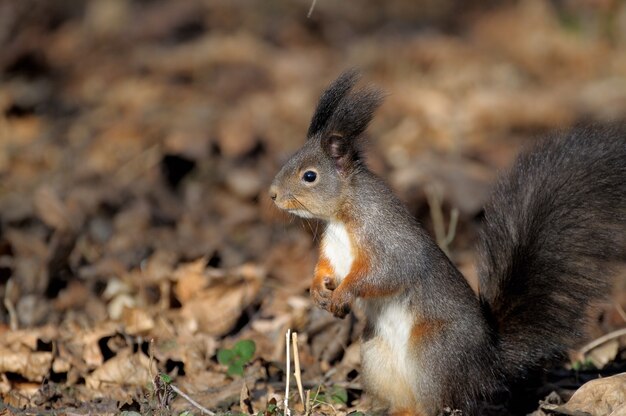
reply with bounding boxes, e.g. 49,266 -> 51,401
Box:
1,0 -> 626,415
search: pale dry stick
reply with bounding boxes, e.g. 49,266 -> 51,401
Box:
309,385 -> 323,413
305,383 -> 338,414
425,185 -> 448,256
284,328 -> 292,416
169,383 -> 216,416
307,0 -> 318,18
444,207 -> 459,248
305,390 -> 312,416
615,302 -> 626,323
579,327 -> 626,357
426,185 -> 458,256
3,278 -> 18,330
291,332 -> 306,410
149,339 -> 156,379
149,339 -> 216,415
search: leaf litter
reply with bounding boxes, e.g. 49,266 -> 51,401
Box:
1,0 -> 626,415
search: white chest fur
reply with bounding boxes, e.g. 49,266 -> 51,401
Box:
322,222 -> 354,282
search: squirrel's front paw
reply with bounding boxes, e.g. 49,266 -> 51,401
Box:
329,289 -> 352,319
310,277 -> 334,311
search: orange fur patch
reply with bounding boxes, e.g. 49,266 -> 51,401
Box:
281,199 -> 301,210
333,248 -> 368,299
344,248 -> 398,298
389,410 -> 425,416
313,256 -> 335,287
410,319 -> 444,346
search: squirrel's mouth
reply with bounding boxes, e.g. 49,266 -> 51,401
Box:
274,198 -> 315,219
275,202 -> 315,219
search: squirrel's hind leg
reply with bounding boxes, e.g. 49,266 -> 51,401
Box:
359,298 -> 456,416
360,335 -> 426,414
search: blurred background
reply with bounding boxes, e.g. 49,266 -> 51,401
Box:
1,0 -> 625,414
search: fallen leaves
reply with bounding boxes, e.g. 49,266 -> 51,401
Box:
542,373 -> 626,416
0,349 -> 52,382
85,350 -> 155,392
1,0 -> 626,414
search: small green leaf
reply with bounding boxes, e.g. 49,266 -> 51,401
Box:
178,412 -> 194,416
159,373 -> 173,384
571,358 -> 596,371
236,355 -> 248,364
227,362 -> 245,376
234,339 -> 256,362
217,348 -> 235,365
348,412 -> 365,416
329,386 -> 348,404
120,412 -> 142,416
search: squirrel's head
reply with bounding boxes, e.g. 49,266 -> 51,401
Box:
269,70 -> 383,220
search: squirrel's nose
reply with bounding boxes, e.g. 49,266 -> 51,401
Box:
269,185 -> 278,201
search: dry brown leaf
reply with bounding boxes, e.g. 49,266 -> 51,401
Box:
0,325 -> 58,350
141,249 -> 177,283
85,349 -> 156,390
53,280 -> 90,311
0,374 -> 9,396
558,373 -> 626,416
173,258 -> 208,304
587,340 -> 620,369
121,307 -> 155,336
178,265 -> 263,336
225,167 -> 263,200
215,118 -> 255,158
107,293 -> 136,320
3,383 -> 41,408
77,322 -> 121,368
52,356 -> 72,374
152,333 -> 217,376
0,348 -> 52,381
33,185 -> 72,231
240,380 -> 253,414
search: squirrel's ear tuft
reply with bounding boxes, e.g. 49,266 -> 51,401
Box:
309,70 -> 384,172
307,70 -> 361,138
326,86 -> 384,139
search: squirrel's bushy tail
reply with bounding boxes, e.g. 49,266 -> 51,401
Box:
477,124 -> 626,380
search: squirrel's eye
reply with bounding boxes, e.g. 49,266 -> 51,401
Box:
302,170 -> 317,183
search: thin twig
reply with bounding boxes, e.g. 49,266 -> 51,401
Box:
148,339 -> 155,379
292,332 -> 306,409
284,328 -> 292,416
426,185 -> 458,256
579,327 -> 626,356
169,383 -> 216,416
4,278 -> 18,331
425,185 -> 448,256
444,207 -> 459,247
615,302 -> 626,323
309,385 -> 323,412
148,339 -> 215,415
307,0 -> 318,18
305,390 -> 312,416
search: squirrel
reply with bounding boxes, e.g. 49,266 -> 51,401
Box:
268,70 -> 626,415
